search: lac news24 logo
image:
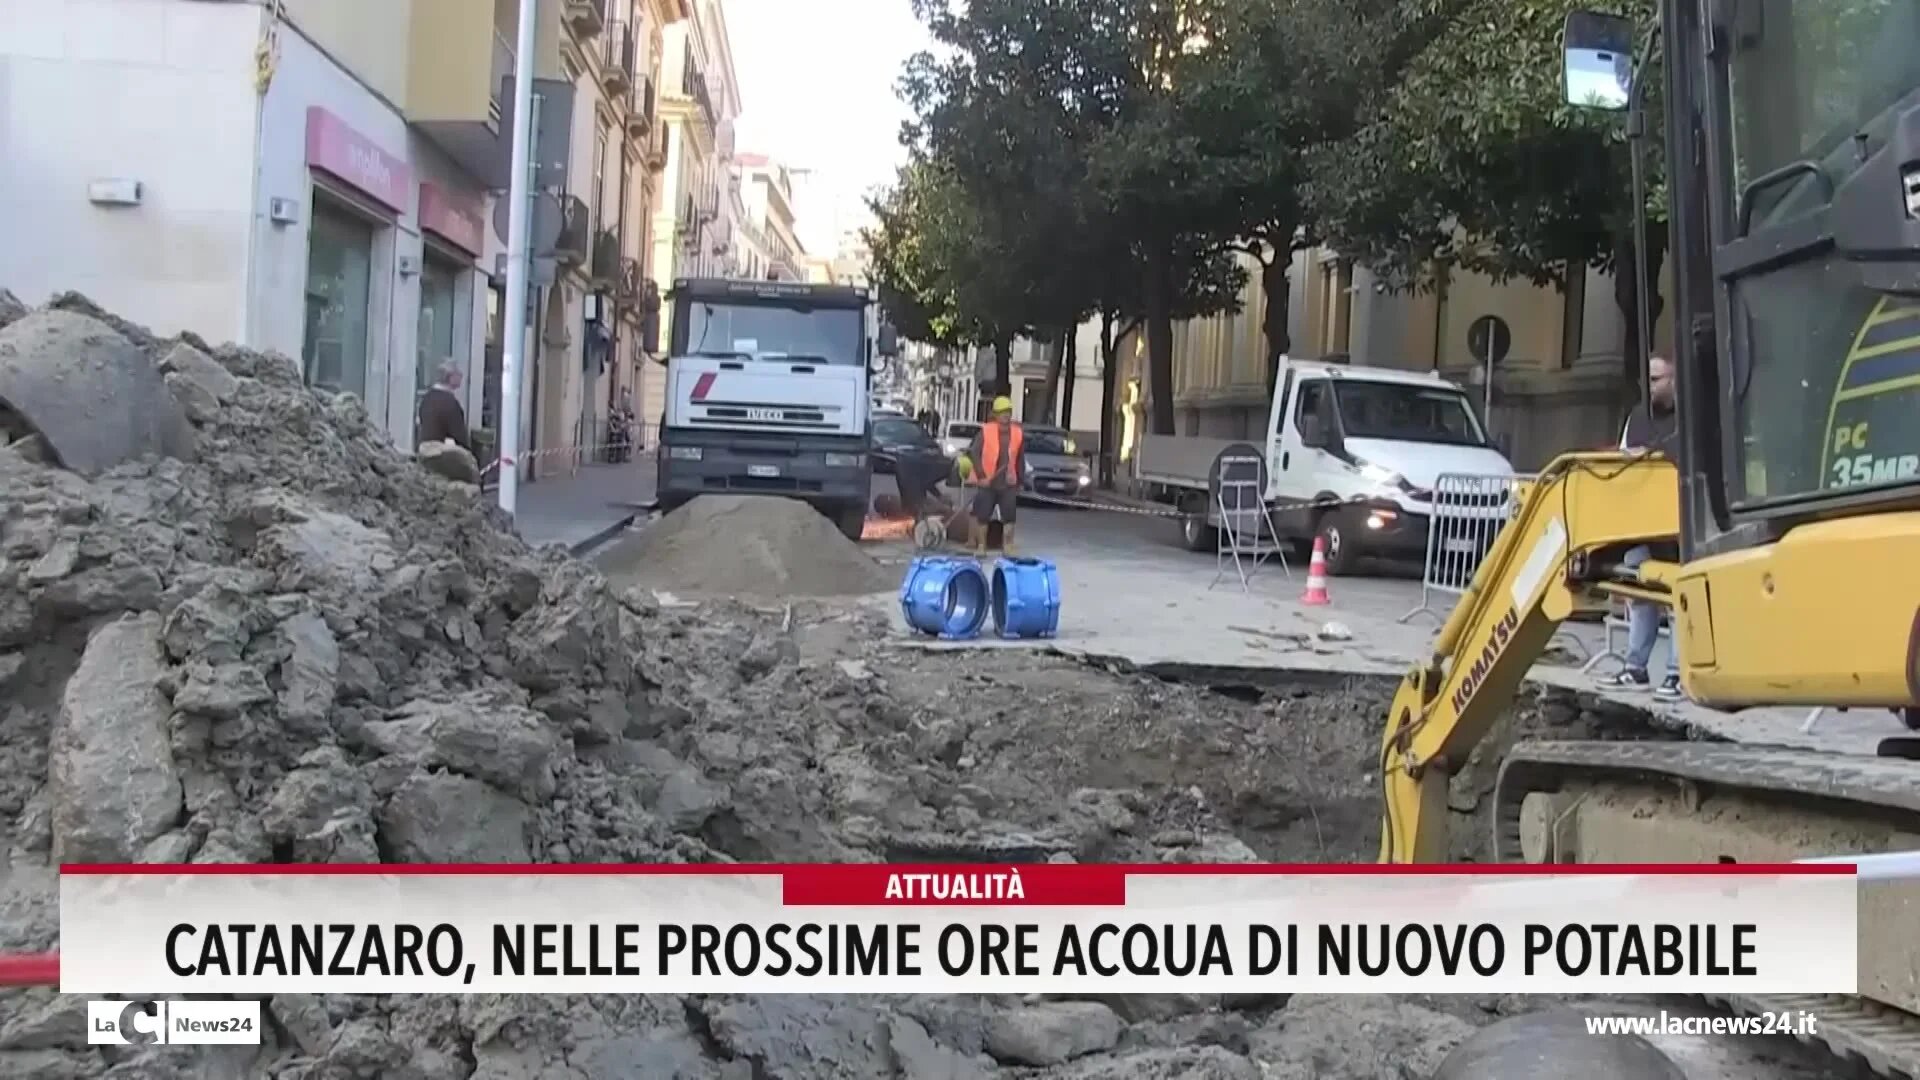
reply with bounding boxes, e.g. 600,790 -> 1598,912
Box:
87,1000 -> 261,1045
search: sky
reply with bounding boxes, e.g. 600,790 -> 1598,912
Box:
721,0 -> 934,257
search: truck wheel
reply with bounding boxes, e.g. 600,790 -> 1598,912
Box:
1179,514 -> 1218,552
1313,512 -> 1362,576
834,504 -> 867,542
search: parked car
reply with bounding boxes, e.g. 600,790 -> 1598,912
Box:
939,420 -> 979,459
870,414 -> 944,475
1017,426 -> 1093,500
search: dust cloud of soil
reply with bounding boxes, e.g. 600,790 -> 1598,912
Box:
0,292 -> 1837,1080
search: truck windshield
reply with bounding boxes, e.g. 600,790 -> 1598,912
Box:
1331,382 -> 1488,447
681,301 -> 864,365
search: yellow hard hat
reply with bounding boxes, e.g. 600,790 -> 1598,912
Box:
991,396 -> 1013,415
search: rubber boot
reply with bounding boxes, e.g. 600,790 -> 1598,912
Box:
1001,524 -> 1016,557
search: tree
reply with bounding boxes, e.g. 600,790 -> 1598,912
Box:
865,161 -> 975,352
1167,0 -> 1451,390
1307,0 -> 1664,393
908,0 -> 1244,437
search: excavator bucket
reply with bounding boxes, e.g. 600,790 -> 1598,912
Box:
0,310 -> 194,475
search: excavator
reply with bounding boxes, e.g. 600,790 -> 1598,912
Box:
1377,0 -> 1920,1072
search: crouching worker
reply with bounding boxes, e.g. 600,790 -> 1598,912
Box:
965,396 -> 1025,555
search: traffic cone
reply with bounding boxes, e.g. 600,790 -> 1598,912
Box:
1301,536 -> 1332,605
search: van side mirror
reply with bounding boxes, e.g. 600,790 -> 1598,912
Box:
878,324 -> 899,357
1299,417 -> 1331,449
1562,11 -> 1634,111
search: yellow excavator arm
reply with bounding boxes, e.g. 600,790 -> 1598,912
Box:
1378,449 -> 1920,865
1378,451 -> 1682,864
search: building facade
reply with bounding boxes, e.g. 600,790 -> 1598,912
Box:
733,153 -> 805,281
517,0 -> 681,478
0,0 -> 564,448
639,0 -> 740,430
1108,244 -> 1678,472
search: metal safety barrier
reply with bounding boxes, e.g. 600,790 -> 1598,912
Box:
1400,472 -> 1530,624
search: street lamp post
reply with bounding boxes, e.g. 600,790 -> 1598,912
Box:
496,0 -> 540,517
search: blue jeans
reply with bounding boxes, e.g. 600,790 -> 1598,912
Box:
1623,545 -> 1677,677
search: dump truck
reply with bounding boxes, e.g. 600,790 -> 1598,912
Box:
654,278 -> 897,540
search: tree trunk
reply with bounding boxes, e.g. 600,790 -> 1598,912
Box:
1039,327 -> 1067,424
1061,328 -> 1078,432
1612,221 -> 1668,401
1260,249 -> 1292,393
992,334 -> 1013,401
1098,311 -> 1119,486
1144,245 -> 1176,436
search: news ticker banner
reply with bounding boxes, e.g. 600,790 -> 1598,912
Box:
58,864 -> 1858,995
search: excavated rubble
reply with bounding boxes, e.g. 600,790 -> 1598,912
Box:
0,293 -> 1808,1080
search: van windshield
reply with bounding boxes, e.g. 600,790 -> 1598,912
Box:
1332,381 -> 1488,447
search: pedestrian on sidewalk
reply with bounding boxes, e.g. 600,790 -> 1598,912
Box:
965,396 -> 1026,555
1600,352 -> 1682,700
417,362 -> 472,454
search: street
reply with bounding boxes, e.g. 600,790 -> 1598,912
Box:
580,484 -> 1907,760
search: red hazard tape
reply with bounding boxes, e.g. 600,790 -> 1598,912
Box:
0,952 -> 58,987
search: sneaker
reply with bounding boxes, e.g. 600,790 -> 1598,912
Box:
1653,675 -> 1683,701
1602,669 -> 1651,691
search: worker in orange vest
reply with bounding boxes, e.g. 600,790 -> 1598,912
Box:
964,395 -> 1026,555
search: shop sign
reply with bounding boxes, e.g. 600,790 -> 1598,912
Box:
305,107 -> 411,212
419,182 -> 487,256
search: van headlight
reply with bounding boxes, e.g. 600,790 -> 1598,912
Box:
823,452 -> 862,468
668,446 -> 703,461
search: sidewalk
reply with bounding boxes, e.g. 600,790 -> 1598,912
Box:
511,459 -> 656,554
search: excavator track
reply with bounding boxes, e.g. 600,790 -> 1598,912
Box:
1494,740 -> 1920,1078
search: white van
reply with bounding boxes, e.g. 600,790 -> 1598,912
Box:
1135,359 -> 1517,574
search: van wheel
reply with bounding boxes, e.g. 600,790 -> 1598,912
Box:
1313,512 -> 1362,576
1180,514 -> 1218,552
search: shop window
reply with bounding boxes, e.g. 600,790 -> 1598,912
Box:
302,202 -> 375,397
418,255 -> 460,395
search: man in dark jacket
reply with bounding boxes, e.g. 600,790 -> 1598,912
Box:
417,362 -> 471,453
1600,352 -> 1682,699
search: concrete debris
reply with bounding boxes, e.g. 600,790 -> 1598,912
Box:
418,439 -> 480,484
0,309 -> 195,475
0,294 -> 1741,1079
48,614 -> 183,863
597,493 -> 892,596
985,1001 -> 1122,1065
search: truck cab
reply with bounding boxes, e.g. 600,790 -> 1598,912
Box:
655,278 -> 894,540
1266,359 -> 1515,572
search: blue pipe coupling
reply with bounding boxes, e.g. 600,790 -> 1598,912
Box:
991,557 -> 1060,639
899,557 -> 991,639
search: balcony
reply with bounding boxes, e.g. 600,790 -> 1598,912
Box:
590,229 -> 621,284
625,74 -> 655,137
601,21 -> 635,94
408,2 -> 567,187
614,257 -> 645,309
679,49 -> 715,130
549,195 -> 590,266
564,0 -> 606,38
646,126 -> 668,171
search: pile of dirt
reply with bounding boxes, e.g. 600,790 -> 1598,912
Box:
599,493 -> 894,597
0,292 -> 1748,1080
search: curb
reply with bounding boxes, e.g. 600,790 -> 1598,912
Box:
568,514 -> 639,557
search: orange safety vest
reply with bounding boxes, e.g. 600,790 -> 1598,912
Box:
973,421 -> 1023,486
